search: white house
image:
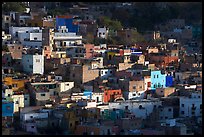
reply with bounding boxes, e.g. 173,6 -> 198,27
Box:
97,27 -> 109,39
99,68 -> 114,80
108,99 -> 162,119
22,53 -> 44,75
179,93 -> 202,118
12,93 -> 30,112
92,92 -> 104,105
124,90 -> 146,100
58,82 -> 74,92
54,26 -> 82,47
9,27 -> 40,38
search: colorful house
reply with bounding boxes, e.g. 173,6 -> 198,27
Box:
56,15 -> 79,33
150,70 -> 166,90
2,100 -> 14,117
166,75 -> 173,87
83,90 -> 92,99
3,77 -> 28,91
103,89 -> 123,103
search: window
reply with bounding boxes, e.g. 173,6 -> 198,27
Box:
154,75 -> 155,78
30,116 -> 33,118
133,93 -> 136,96
27,60 -> 29,62
6,106 -> 11,110
139,105 -> 143,109
8,94 -> 10,97
182,104 -> 184,107
18,47 -> 21,50
110,71 -> 112,74
36,59 -> 40,62
133,86 -> 136,89
70,123 -> 72,127
66,84 -> 69,86
165,116 -> 168,119
25,98 -> 27,100
29,65 -> 33,69
181,111 -> 184,114
192,111 -> 195,115
139,86 -> 142,89
15,101 -> 19,104
157,75 -> 159,78
160,109 -> 163,112
6,17 -> 9,21
34,37 -> 37,40
41,93 -> 46,96
200,104 -> 202,109
12,84 -> 18,88
105,71 -> 107,74
125,106 -> 128,110
160,90 -> 163,93
168,108 -> 172,112
31,126 -> 34,128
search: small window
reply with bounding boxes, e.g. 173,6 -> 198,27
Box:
133,86 -> 136,89
160,90 -> 163,93
125,106 -> 128,110
66,84 -> 69,86
18,47 -> 21,50
31,126 -> 35,128
36,59 -> 40,62
200,104 -> 202,109
133,93 -> 136,96
29,65 -> 33,69
139,105 -> 143,109
105,71 -> 107,74
24,98 -> 27,100
41,93 -> 46,96
15,101 -> 19,104
182,104 -> 184,107
70,123 -> 72,127
12,84 -> 18,88
165,116 -> 168,119
30,116 -> 33,118
157,75 -> 159,78
6,106 -> 11,110
181,111 -> 184,114
168,108 -> 172,112
34,37 -> 37,40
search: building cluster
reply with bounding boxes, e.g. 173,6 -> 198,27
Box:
2,2 -> 202,135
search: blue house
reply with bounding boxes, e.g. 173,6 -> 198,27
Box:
151,70 -> 166,90
2,100 -> 14,117
83,90 -> 92,99
56,15 -> 79,33
166,75 -> 173,87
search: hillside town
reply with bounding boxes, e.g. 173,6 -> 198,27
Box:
2,2 -> 202,135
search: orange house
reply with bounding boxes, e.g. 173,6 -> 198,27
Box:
103,89 -> 123,103
3,77 -> 28,91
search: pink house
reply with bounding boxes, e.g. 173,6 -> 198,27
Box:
84,44 -> 94,59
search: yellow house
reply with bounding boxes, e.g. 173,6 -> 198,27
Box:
3,77 -> 28,91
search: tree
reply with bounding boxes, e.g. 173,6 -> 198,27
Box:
97,16 -> 123,31
2,2 -> 26,13
2,45 -> 9,52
